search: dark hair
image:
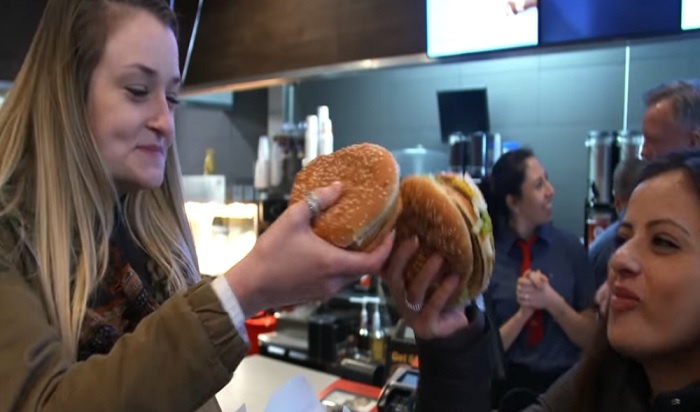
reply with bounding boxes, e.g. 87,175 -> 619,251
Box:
643,79 -> 700,132
574,148 -> 700,412
480,148 -> 535,234
637,149 -> 700,192
612,158 -> 646,203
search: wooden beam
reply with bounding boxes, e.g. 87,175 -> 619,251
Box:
183,0 -> 426,89
0,0 -> 427,89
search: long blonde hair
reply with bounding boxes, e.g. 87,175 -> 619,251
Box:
0,0 -> 198,359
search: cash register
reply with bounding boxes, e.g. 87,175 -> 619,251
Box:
376,366 -> 419,412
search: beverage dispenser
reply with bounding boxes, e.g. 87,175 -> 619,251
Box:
583,129 -> 643,247
448,131 -> 503,179
617,130 -> 644,162
584,131 -> 617,247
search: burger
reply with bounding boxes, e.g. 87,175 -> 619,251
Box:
289,143 -> 402,252
395,172 -> 495,307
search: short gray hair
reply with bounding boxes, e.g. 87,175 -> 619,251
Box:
613,158 -> 646,203
644,79 -> 700,132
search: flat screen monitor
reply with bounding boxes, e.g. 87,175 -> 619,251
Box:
682,0 -> 700,31
437,89 -> 490,143
540,0 -> 682,45
427,0 -> 539,58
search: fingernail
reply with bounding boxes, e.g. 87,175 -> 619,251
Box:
412,235 -> 419,245
332,181 -> 342,189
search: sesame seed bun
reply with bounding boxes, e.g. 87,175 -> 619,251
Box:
289,143 -> 401,251
395,172 -> 495,307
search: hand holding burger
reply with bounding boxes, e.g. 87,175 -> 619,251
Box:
287,143 -> 496,340
392,172 -> 496,311
289,143 -> 402,252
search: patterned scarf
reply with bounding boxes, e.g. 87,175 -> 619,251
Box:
77,220 -> 170,361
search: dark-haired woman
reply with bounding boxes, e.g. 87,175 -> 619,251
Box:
481,149 -> 597,405
383,149 -> 700,411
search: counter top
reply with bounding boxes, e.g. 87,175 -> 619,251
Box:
216,355 -> 338,412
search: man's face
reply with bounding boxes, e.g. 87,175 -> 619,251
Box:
641,98 -> 699,160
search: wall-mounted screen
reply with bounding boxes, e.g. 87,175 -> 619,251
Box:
427,0 -> 539,58
540,0 -> 682,46
682,0 -> 700,31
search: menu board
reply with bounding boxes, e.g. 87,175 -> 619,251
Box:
683,0 -> 700,31
539,0 -> 682,45
427,0 -> 539,58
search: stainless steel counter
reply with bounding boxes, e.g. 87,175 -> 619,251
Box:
216,355 -> 338,412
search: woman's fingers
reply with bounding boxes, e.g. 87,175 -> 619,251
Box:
527,270 -> 547,288
382,237 -> 419,285
517,281 -> 535,306
518,275 -> 536,287
341,231 -> 396,276
423,274 -> 458,317
406,254 -> 443,306
422,275 -> 469,337
291,181 -> 343,223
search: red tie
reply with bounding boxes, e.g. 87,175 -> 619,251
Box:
516,236 -> 544,346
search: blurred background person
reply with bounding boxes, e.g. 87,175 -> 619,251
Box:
641,79 -> 700,160
589,158 -> 645,313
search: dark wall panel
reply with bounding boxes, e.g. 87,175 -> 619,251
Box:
174,0 -> 199,73
0,0 -> 46,81
1,1 -> 426,88
184,0 -> 426,88
0,0 -> 198,82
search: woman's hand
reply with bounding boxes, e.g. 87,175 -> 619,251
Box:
595,282 -> 610,317
517,270 -> 562,312
224,182 -> 395,317
516,275 -> 537,316
381,237 -> 469,340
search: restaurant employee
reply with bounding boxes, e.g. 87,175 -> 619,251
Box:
482,149 -> 596,406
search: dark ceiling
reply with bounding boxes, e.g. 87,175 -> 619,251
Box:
0,0 -> 198,82
0,0 -> 425,91
0,0 -> 47,82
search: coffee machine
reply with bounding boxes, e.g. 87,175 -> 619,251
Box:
448,131 -> 503,180
584,130 -> 643,247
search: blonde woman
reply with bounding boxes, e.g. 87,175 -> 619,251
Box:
0,0 -> 394,411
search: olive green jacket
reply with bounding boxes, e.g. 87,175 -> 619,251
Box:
0,270 -> 249,412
